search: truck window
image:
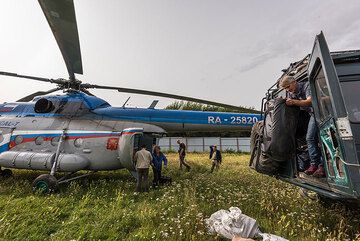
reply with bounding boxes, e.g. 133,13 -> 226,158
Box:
314,67 -> 334,122
340,79 -> 360,122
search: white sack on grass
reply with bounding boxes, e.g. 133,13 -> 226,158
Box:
205,207 -> 289,241
205,207 -> 260,239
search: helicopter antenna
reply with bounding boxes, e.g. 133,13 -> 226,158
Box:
148,100 -> 159,109
122,96 -> 131,108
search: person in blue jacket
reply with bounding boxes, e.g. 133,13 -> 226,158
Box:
152,145 -> 168,187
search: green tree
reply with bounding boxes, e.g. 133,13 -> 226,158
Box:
164,101 -> 257,137
165,101 -> 259,113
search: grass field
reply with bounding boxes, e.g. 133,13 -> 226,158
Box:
0,153 -> 359,241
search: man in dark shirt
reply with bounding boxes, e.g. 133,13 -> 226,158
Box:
209,145 -> 222,173
280,75 -> 324,177
177,139 -> 191,171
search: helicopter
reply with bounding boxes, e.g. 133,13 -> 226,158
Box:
250,32 -> 360,204
0,0 -> 260,193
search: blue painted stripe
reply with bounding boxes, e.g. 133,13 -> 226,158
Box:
94,108 -> 262,126
0,144 -> 8,153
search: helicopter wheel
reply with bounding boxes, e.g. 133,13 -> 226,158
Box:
0,169 -> 13,178
32,174 -> 59,194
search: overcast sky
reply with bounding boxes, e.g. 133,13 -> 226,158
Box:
1,0 -> 359,110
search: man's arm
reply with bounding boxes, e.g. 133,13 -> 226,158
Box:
163,154 -> 168,166
179,144 -> 185,156
150,154 -> 155,166
286,96 -> 312,107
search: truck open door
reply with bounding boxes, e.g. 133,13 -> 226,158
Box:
307,32 -> 359,196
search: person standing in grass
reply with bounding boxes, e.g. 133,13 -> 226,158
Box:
134,144 -> 153,192
177,139 -> 191,171
209,145 -> 222,173
152,145 -> 168,187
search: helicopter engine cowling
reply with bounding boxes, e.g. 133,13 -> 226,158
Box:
34,98 -> 55,113
0,151 -> 90,172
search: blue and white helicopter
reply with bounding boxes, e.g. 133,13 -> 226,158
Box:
0,0 -> 260,192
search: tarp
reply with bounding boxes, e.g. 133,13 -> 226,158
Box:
206,207 -> 289,241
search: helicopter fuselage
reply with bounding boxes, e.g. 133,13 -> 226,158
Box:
0,92 -> 260,174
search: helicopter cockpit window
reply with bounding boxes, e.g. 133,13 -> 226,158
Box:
314,67 -> 334,122
340,77 -> 360,122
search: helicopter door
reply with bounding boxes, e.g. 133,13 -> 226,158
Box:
118,128 -> 144,171
130,132 -> 155,167
132,133 -> 142,155
308,32 -> 351,190
0,128 -> 13,153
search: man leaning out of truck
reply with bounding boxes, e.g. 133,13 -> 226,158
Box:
279,75 -> 325,178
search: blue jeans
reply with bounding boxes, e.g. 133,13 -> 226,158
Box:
306,115 -> 322,166
152,166 -> 162,186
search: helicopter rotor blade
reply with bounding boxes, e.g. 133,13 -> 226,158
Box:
0,71 -> 67,85
38,0 -> 83,81
80,88 -> 95,96
17,87 -> 62,102
81,83 -> 244,111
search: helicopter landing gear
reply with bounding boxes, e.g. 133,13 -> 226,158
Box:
32,174 -> 59,194
57,171 -> 95,184
33,130 -> 63,194
0,168 -> 13,178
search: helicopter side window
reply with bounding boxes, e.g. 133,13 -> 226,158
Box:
314,67 -> 334,122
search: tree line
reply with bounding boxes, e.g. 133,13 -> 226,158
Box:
164,101 -> 256,137
165,101 -> 260,113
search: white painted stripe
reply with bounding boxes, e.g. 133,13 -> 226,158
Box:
13,130 -> 121,135
0,133 -> 11,145
3,104 -> 18,108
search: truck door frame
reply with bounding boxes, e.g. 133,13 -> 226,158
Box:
308,32 -> 356,195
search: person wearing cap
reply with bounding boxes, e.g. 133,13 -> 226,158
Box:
279,75 -> 325,178
209,145 -> 222,173
177,139 -> 191,171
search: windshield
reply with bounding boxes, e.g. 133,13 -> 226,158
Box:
340,78 -> 360,123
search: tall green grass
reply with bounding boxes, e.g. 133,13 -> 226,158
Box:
0,153 -> 359,240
